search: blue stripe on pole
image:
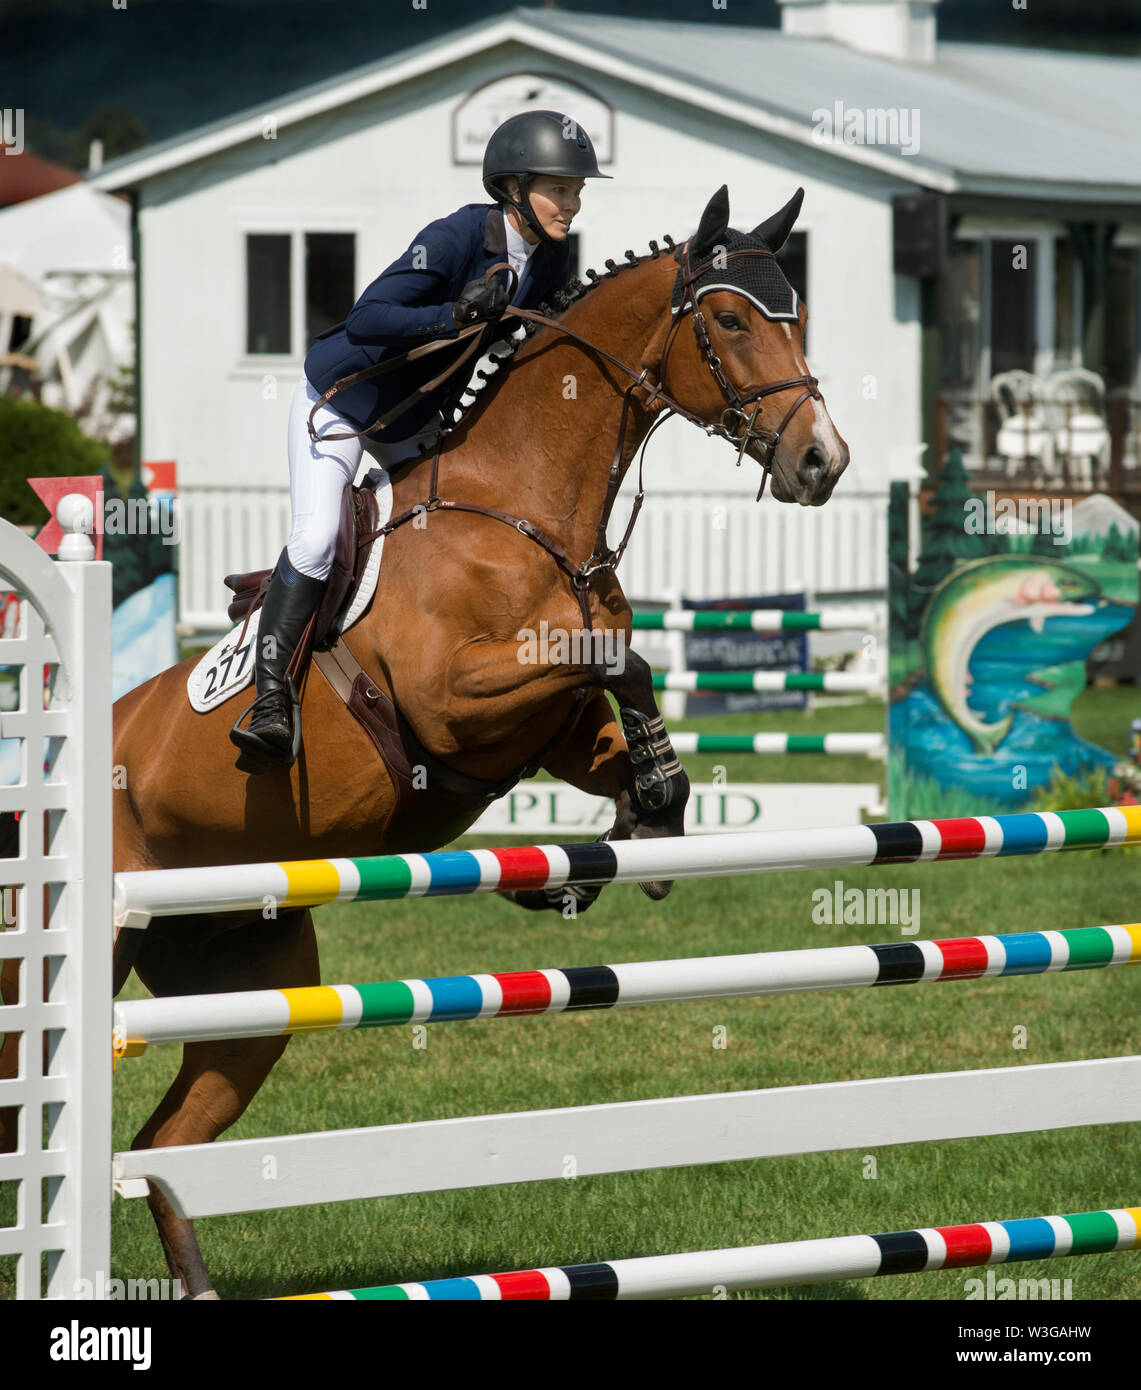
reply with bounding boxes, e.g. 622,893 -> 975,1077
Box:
1000,1217 -> 1059,1262
427,976 -> 486,1022
424,852 -> 485,895
996,815 -> 1051,856
995,932 -> 1054,976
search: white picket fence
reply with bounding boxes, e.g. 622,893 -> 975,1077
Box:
0,516 -> 112,1299
174,484 -> 894,637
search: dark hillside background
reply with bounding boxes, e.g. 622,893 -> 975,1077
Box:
3,0 -> 1139,168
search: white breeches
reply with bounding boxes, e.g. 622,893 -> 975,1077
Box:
286,375 -> 439,580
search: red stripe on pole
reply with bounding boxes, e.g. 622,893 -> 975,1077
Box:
490,846 -> 555,890
490,1270 -> 553,1300
935,938 -> 991,979
937,1223 -> 994,1268
494,971 -> 554,1015
931,818 -> 988,858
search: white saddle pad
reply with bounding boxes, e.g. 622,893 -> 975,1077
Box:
187,467 -> 392,714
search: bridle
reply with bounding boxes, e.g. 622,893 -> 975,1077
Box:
662,241 -> 822,500
320,238 -> 826,631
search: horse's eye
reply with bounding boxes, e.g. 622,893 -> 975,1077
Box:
716,313 -> 742,331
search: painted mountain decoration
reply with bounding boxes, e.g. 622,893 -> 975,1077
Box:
887,454 -> 1138,820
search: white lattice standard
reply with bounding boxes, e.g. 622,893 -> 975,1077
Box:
0,517 -> 112,1299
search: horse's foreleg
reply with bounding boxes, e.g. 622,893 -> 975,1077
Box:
129,907 -> 319,1298
132,1032 -> 294,1299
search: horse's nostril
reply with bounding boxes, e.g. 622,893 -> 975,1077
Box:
799,447 -> 827,478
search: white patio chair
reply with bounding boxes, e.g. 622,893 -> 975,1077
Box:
990,370 -> 1052,487
1046,368 -> 1109,491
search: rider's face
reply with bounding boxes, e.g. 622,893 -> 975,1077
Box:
508,175 -> 584,243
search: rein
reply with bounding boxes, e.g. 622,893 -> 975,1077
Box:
324,245 -> 823,632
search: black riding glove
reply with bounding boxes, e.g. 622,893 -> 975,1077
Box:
453,276 -> 509,328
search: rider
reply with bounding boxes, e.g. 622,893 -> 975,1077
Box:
231,110 -> 610,771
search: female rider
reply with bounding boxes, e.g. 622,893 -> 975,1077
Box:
232,109 -> 609,771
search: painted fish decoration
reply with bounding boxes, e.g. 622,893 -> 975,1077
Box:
920,557 -> 1101,755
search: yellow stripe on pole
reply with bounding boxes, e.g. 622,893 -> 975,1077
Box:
282,986 -> 346,1034
1122,926 -> 1141,960
279,860 -> 344,907
1123,1208 -> 1141,1248
1115,805 -> 1141,841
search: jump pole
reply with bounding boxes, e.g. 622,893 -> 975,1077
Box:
113,805 -> 1141,928
652,671 -> 879,692
669,732 -> 885,756
279,1205 -> 1141,1300
631,608 -> 880,633
112,922 -> 1141,1054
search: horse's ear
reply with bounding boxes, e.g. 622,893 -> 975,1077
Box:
689,185 -> 730,260
751,188 -> 804,253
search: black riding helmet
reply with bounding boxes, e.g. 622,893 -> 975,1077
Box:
482,109 -> 611,244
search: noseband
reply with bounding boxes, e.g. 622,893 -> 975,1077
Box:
663,242 -> 823,499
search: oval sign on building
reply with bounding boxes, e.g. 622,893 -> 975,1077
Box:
453,73 -> 613,165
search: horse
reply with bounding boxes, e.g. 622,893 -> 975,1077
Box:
97,185 -> 849,1297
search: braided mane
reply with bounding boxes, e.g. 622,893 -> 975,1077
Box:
450,234 -> 680,431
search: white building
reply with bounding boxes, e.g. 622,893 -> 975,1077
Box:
0,182 -> 135,442
90,1 -> 1141,634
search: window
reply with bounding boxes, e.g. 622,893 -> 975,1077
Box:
305,233 -> 355,343
939,240 -> 982,390
989,239 -> 1035,377
245,230 -> 357,356
1106,244 -> 1138,390
246,234 -> 291,355
1054,238 -> 1079,365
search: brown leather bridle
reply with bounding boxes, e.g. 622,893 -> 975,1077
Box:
318,239 -> 825,632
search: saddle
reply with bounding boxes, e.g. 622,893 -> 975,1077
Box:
224,483 -> 378,649
221,482 -> 585,845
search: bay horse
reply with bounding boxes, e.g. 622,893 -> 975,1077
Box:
88,186 -> 847,1296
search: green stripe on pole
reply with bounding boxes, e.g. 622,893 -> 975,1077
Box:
353,1285 -> 411,1300
651,672 -> 830,691
1064,1210 -> 1125,1254
1056,808 -> 1112,849
351,856 -> 413,900
1059,926 -> 1116,969
785,736 -> 827,753
354,981 -> 417,1026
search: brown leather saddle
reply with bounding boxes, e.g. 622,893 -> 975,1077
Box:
222,483 -> 585,847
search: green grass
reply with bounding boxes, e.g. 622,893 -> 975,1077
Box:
9,692 -> 1141,1301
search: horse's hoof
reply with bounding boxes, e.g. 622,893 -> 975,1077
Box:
184,1288 -> 221,1301
638,879 -> 673,901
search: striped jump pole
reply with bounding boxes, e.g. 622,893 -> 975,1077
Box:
280,1205 -> 1141,1300
669,732 -> 885,756
112,922 -> 1141,1055
112,805 -> 1141,928
632,608 -> 880,633
652,671 -> 879,693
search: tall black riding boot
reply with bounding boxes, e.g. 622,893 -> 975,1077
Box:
230,549 -> 326,772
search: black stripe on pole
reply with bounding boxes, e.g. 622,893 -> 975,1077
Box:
563,841 -> 620,883
562,966 -> 621,1010
870,821 -> 926,863
870,943 -> 927,985
873,1230 -> 930,1276
564,1263 -> 621,1299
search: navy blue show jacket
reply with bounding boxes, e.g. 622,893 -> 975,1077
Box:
304,203 -> 571,440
